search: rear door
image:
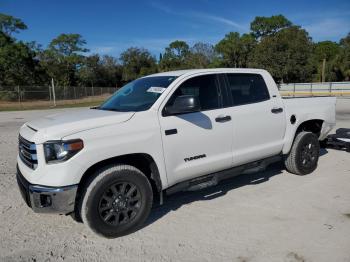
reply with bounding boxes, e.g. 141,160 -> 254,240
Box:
158,74 -> 234,186
224,73 -> 286,166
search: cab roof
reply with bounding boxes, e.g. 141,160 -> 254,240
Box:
147,68 -> 266,77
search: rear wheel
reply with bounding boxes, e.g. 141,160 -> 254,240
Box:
80,164 -> 153,238
284,131 -> 320,175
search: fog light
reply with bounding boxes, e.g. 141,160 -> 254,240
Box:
40,194 -> 52,207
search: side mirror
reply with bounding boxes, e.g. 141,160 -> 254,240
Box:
166,95 -> 201,115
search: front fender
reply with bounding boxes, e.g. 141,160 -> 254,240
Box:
62,111 -> 168,188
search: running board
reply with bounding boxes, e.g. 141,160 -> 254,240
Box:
166,155 -> 281,195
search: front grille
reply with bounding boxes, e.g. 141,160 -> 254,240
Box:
18,135 -> 38,169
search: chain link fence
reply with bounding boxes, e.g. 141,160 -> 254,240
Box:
0,86 -> 118,111
279,81 -> 350,97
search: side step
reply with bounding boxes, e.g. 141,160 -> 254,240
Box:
165,155 -> 281,195
187,175 -> 218,191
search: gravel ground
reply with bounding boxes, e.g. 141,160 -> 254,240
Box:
0,99 -> 349,262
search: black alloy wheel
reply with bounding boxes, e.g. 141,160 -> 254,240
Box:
98,182 -> 141,225
299,141 -> 318,169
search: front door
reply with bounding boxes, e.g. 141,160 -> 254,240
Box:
158,74 -> 234,186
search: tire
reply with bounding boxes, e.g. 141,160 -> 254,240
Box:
284,131 -> 320,175
80,164 -> 153,238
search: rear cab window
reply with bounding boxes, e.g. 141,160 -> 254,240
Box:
225,74 -> 270,106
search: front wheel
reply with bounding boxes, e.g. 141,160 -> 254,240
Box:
284,131 -> 320,175
80,164 -> 153,238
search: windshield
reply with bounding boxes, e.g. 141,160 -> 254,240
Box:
99,76 -> 177,112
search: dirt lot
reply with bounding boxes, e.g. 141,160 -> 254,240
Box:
0,99 -> 349,262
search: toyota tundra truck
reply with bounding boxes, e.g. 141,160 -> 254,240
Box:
16,68 -> 336,238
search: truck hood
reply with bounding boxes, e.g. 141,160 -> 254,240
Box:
23,108 -> 134,143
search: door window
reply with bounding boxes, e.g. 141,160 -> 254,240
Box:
164,74 -> 221,114
226,74 -> 270,106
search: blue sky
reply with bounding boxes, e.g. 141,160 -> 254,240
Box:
2,0 -> 350,57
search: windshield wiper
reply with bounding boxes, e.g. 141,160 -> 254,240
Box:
98,107 -> 127,112
91,106 -> 122,112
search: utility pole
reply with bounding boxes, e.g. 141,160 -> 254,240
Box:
321,58 -> 326,82
51,78 -> 56,107
18,86 -> 22,109
49,85 -> 52,103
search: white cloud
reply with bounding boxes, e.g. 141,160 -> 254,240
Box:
291,10 -> 350,21
289,9 -> 350,41
304,18 -> 350,41
150,1 -> 245,31
150,2 -> 174,14
190,12 -> 247,30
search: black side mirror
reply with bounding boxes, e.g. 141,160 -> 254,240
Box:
166,95 -> 201,115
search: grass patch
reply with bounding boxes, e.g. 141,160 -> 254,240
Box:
0,96 -> 108,112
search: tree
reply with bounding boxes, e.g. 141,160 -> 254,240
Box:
40,33 -> 89,87
311,41 -> 340,81
77,54 -> 100,87
0,14 -> 47,92
215,32 -> 256,67
0,13 -> 27,36
250,15 -> 292,39
215,32 -> 240,67
99,55 -> 123,87
186,42 -> 216,68
313,41 -> 340,61
167,40 -> 190,58
0,31 -> 45,87
49,33 -> 89,56
119,47 -> 157,81
159,40 -> 190,70
238,33 -> 257,67
78,54 -> 122,87
332,33 -> 350,81
249,26 -> 313,83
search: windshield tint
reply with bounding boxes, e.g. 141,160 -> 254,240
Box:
99,76 -> 177,112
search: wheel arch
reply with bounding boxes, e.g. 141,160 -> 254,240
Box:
80,153 -> 162,191
76,153 -> 162,209
283,118 -> 324,154
295,119 -> 324,137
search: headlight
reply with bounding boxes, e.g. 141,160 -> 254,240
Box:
44,139 -> 84,163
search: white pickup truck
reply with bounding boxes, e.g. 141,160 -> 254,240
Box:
17,68 -> 336,238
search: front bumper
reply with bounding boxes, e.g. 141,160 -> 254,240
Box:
16,166 -> 78,214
